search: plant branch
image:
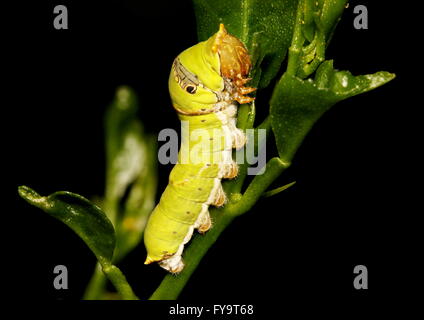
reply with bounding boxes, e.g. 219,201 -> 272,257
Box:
150,156 -> 289,300
225,157 -> 290,216
228,114 -> 271,195
262,181 -> 296,198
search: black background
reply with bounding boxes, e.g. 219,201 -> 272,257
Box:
3,0 -> 420,313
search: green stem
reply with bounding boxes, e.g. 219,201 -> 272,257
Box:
287,0 -> 306,76
103,196 -> 119,226
83,263 -> 108,300
82,196 -> 118,300
100,261 -> 139,300
262,181 -> 296,198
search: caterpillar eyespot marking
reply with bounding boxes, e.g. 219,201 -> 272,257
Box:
185,85 -> 197,94
144,24 -> 256,273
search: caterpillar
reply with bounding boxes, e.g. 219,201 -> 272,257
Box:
144,24 -> 255,273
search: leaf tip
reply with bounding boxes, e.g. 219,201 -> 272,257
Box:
18,185 -> 42,204
115,85 -> 137,111
18,186 -> 53,211
365,71 -> 396,89
262,180 -> 296,198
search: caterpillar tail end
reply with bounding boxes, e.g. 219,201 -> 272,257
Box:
144,256 -> 155,265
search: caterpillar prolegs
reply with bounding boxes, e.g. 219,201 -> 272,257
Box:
144,24 -> 256,273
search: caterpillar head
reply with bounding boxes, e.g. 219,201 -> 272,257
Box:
169,24 -> 255,115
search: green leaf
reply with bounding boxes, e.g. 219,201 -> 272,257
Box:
270,60 -> 395,163
18,186 -> 116,264
101,264 -> 139,300
192,0 -> 299,88
114,134 -> 158,262
104,86 -> 155,226
103,86 -> 158,261
104,86 -> 142,220
105,122 -> 146,207
105,86 -> 138,171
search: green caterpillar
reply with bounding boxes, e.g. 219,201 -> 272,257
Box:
144,24 -> 255,273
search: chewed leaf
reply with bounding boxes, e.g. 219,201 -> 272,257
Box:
18,186 -> 116,264
270,60 -> 395,162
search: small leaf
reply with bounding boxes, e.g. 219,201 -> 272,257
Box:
18,186 -> 116,264
270,60 -> 395,163
287,0 -> 348,78
262,181 -> 296,198
103,86 -> 158,261
104,86 -> 143,212
319,0 -> 348,39
192,0 -> 299,88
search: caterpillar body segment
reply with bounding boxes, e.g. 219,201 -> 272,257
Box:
144,24 -> 255,273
